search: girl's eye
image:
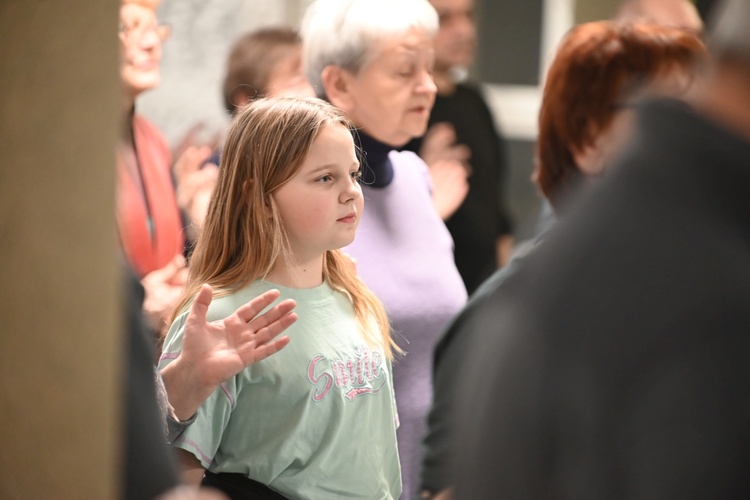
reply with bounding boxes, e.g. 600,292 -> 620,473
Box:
350,170 -> 362,181
317,174 -> 333,183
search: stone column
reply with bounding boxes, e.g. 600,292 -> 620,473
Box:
0,1 -> 121,498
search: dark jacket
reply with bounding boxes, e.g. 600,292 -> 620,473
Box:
453,99 -> 750,499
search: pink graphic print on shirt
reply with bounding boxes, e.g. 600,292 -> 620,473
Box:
307,345 -> 386,402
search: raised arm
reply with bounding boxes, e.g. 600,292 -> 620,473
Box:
161,285 -> 297,421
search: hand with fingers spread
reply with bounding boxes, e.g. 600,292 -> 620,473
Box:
160,285 -> 297,421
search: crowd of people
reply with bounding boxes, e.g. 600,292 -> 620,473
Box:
116,0 -> 750,499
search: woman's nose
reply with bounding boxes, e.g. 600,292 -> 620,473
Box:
416,70 -> 437,95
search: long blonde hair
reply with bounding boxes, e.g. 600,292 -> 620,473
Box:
171,97 -> 397,357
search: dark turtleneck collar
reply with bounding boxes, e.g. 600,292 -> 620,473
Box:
354,129 -> 394,188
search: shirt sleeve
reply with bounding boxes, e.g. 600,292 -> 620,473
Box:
166,411 -> 198,445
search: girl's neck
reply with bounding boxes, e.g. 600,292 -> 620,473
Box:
265,254 -> 325,289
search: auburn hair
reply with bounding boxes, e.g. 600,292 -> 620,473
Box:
534,21 -> 706,209
170,97 -> 396,358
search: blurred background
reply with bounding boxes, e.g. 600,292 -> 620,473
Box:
139,0 -> 715,241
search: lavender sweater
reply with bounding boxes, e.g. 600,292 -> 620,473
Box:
345,141 -> 467,499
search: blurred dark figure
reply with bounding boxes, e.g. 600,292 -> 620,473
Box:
124,267 -> 182,500
696,0 -> 722,21
452,0 -> 750,498
418,21 -> 705,500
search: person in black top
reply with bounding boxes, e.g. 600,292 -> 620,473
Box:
452,0 -> 750,497
124,266 -> 183,500
402,0 -> 514,294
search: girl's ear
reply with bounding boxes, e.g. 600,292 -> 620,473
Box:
322,65 -> 355,113
263,193 -> 274,219
244,178 -> 273,218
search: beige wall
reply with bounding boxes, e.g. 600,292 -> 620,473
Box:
575,0 -> 623,23
0,1 -> 121,499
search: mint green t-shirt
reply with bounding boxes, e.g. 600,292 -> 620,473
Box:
159,280 -> 402,499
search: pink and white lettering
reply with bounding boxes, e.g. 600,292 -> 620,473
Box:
307,345 -> 386,402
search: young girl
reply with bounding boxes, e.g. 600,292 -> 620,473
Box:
158,97 -> 401,499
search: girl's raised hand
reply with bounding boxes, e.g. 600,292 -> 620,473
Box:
160,286 -> 296,420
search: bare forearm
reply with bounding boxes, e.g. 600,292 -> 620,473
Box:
177,449 -> 207,487
160,358 -> 216,421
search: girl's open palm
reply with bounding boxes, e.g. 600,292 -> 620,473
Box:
181,285 -> 297,388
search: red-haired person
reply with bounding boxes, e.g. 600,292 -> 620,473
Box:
454,0 -> 750,495
418,21 -> 706,500
534,21 -> 706,212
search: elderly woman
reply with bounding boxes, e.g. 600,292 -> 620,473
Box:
301,1 -> 468,498
118,0 -> 182,279
118,0 -> 215,335
420,21 -> 706,500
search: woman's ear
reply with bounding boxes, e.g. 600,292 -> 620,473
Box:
321,65 -> 355,112
245,178 -> 274,218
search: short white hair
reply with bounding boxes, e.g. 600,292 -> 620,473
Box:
709,0 -> 750,62
301,0 -> 439,97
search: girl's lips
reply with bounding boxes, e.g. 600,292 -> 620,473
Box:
338,213 -> 357,223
